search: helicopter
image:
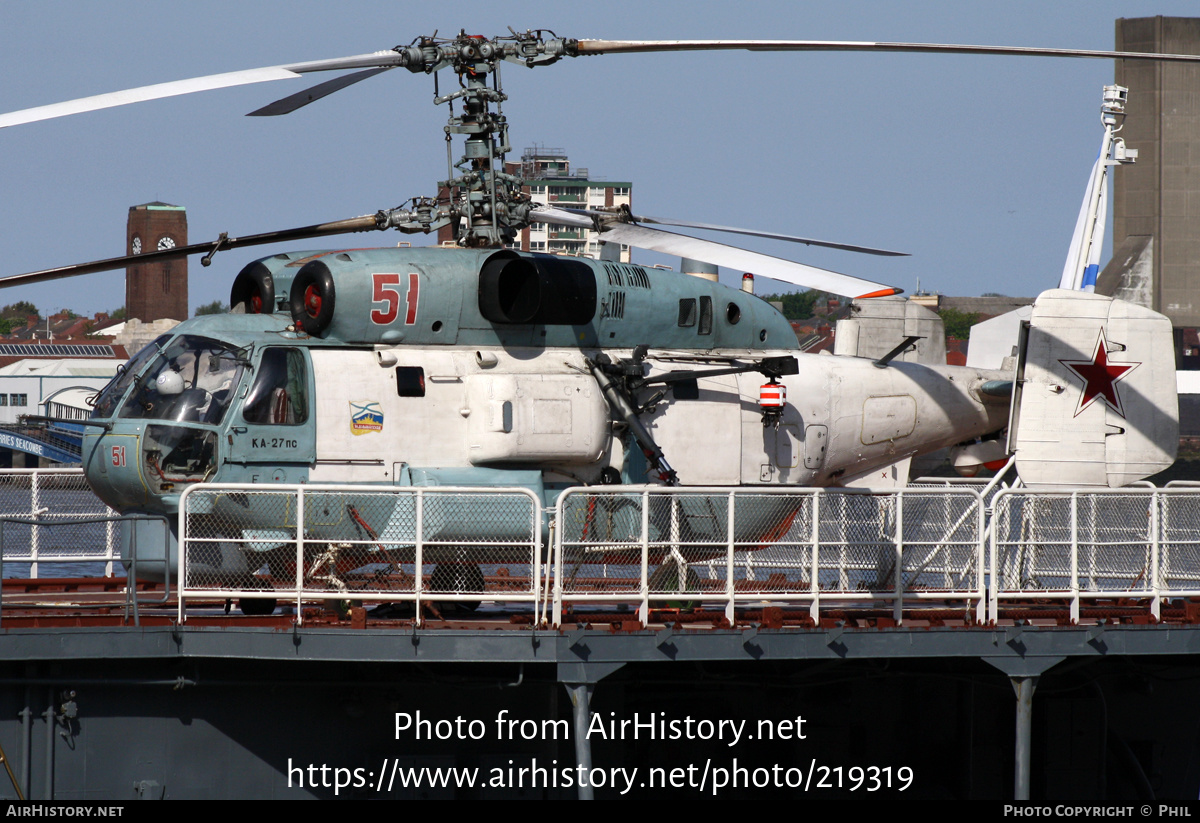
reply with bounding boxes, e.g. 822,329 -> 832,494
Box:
0,30 -> 1187,607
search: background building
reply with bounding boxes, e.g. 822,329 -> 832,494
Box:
437,148 -> 632,261
126,202 -> 188,323
510,148 -> 631,261
0,342 -> 128,466
1113,17 -> 1200,342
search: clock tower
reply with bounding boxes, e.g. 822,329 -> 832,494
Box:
126,202 -> 188,322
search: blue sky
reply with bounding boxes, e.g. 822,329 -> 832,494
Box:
2,1 -> 1199,316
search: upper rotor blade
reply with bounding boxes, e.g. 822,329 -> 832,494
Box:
632,214 -> 909,256
601,223 -> 902,299
0,51 -> 404,129
0,215 -> 382,289
575,39 -> 1200,63
248,67 -> 393,116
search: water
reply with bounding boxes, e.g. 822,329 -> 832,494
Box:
0,475 -> 120,579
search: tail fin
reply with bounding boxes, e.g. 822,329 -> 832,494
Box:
1010,289 -> 1177,487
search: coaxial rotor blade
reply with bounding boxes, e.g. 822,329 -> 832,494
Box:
0,215 -> 382,288
0,51 -> 405,128
248,67 -> 393,116
548,206 -> 907,256
527,206 -> 596,229
575,39 -> 1200,63
632,214 -> 908,256
600,223 -> 901,299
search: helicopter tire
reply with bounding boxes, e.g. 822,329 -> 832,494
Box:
289,261 -> 336,335
429,562 -> 485,612
230,261 -> 276,315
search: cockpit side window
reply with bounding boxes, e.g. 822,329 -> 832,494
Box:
243,348 -> 308,425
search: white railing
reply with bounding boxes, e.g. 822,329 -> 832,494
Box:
178,484 -> 543,625
554,486 -> 985,625
990,488 -> 1200,622
0,468 -> 119,577
174,481 -> 1200,626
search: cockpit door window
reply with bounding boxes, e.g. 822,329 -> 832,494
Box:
243,348 -> 308,425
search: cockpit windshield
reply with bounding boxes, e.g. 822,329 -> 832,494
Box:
90,336 -> 169,419
117,335 -> 247,425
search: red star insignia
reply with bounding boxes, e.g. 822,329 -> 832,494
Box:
1059,329 -> 1140,418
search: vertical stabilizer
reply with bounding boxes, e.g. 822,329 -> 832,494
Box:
1013,289 -> 1177,487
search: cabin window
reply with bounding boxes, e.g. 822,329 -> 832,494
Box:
243,348 -> 308,425
699,296 -> 713,335
678,298 -> 697,327
396,367 -> 426,397
673,379 -> 699,400
9,395 -> 26,407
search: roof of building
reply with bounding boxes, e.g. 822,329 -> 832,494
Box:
530,177 -> 631,186
0,358 -> 124,377
0,339 -> 129,369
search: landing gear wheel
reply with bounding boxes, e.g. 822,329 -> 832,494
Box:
239,597 -> 277,616
236,572 -> 277,616
429,562 -> 485,612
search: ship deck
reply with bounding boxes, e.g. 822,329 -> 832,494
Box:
3,475 -> 1200,800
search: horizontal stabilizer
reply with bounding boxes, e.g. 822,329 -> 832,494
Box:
1013,289 -> 1177,487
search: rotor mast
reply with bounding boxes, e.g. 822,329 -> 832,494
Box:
377,30 -> 579,248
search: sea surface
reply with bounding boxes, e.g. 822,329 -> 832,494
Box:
0,476 -> 118,578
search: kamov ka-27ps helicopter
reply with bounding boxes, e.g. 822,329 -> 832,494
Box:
0,31 -> 1187,596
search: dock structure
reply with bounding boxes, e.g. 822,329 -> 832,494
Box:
0,472 -> 1198,800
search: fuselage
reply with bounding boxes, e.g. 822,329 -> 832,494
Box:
80,247 -> 1009,575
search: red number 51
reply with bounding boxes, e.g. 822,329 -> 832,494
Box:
371,272 -> 419,325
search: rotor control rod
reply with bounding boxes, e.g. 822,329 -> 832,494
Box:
0,215 -> 384,288
633,355 -> 799,390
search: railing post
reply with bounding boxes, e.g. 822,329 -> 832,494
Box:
553,495 -> 565,627
988,492 -> 1002,625
893,491 -> 904,625
725,491 -> 735,624
539,514 -> 549,628
414,490 -> 424,628
28,471 -> 39,579
295,487 -> 305,625
975,491 -> 986,625
1151,490 -> 1161,621
809,491 -> 821,624
104,508 -> 116,578
177,491 -> 187,623
1069,491 -> 1079,624
638,489 -> 649,625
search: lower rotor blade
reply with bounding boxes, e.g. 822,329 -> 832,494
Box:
600,223 -> 902,299
632,214 -> 908,256
0,215 -> 382,288
548,206 -> 908,256
248,67 -> 393,116
528,206 -> 595,229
